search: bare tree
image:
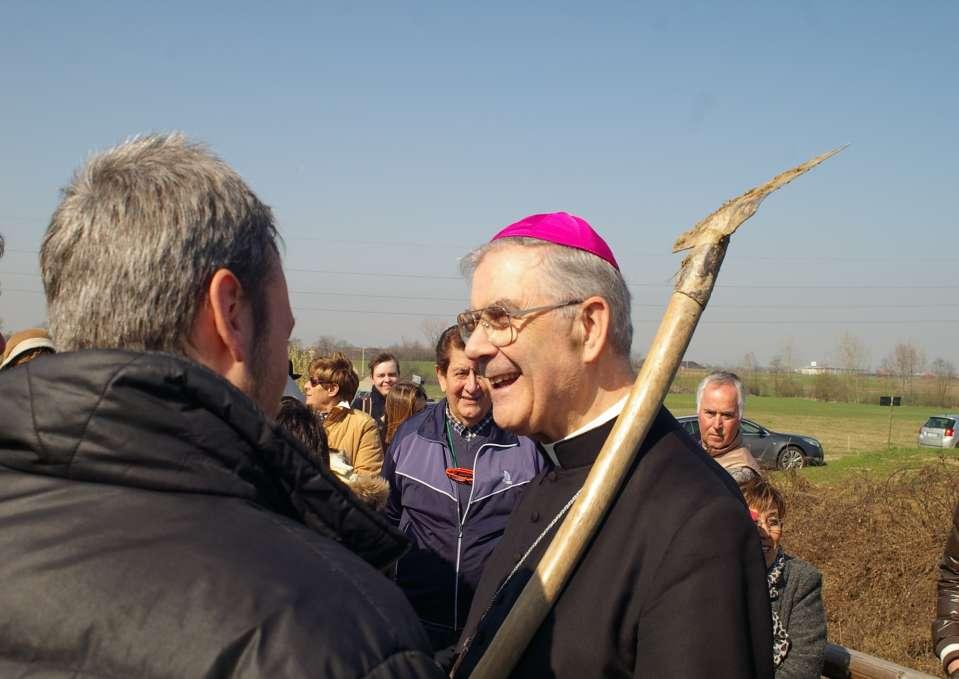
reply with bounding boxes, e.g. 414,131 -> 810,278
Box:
739,352 -> 761,396
836,332 -> 870,402
770,338 -> 801,397
287,339 -> 316,387
421,318 -> 449,349
880,341 -> 925,398
931,358 -> 956,407
312,335 -> 349,357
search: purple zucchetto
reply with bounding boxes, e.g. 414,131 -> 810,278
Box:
490,211 -> 619,271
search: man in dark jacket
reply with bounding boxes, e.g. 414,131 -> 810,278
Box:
450,211 -> 774,677
0,133 -> 443,678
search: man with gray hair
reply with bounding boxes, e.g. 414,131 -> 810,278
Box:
450,212 -> 773,677
0,134 -> 442,678
696,371 -> 762,484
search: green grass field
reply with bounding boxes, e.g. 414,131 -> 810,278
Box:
313,344 -> 957,486
785,446 -> 959,485
664,393 -> 957,484
665,393 -> 938,457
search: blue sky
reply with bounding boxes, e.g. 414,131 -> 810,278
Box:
1,1 -> 957,368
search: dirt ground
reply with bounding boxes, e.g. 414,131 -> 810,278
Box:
778,463 -> 959,675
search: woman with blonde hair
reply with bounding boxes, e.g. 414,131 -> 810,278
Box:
304,352 -> 384,476
384,381 -> 428,447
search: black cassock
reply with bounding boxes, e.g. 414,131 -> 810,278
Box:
453,407 -> 775,679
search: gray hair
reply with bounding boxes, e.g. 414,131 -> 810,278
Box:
696,371 -> 745,415
460,237 -> 633,356
41,133 -> 279,353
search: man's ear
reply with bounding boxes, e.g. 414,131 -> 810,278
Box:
579,296 -> 612,364
435,364 -> 449,393
186,268 -> 253,376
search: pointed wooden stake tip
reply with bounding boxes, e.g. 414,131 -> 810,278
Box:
672,145 -> 847,253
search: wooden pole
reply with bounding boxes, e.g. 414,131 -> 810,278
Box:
823,643 -> 939,679
463,146 -> 846,679
887,396 -> 895,449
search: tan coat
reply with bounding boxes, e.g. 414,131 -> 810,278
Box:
324,408 -> 384,476
714,445 -> 762,479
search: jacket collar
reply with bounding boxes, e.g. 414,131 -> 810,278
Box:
418,399 -> 519,448
0,349 -> 407,569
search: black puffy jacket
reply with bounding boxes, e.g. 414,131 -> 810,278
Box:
0,350 -> 445,679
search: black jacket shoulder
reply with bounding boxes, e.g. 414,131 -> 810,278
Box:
0,350 -> 444,679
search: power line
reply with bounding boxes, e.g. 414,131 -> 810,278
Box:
3,288 -> 956,325
4,285 -> 959,311
4,268 -> 959,290
3,240 -> 958,263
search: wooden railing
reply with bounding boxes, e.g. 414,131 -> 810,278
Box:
823,643 -> 939,679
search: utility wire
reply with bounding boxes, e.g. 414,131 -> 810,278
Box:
4,286 -> 959,311
3,269 -> 958,290
2,240 -> 956,264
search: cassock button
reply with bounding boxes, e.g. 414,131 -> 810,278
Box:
547,471 -> 558,482
513,552 -> 523,564
530,511 -> 540,523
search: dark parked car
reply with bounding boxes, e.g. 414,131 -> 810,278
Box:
677,416 -> 825,470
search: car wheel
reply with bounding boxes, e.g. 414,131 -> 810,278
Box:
778,446 -> 805,470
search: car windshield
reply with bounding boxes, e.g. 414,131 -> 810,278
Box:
924,417 -> 955,430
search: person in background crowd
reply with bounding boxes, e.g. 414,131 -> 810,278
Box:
696,371 -> 762,483
383,325 -> 544,653
276,396 -> 330,470
354,352 -> 399,434
740,477 -> 827,678
277,396 -> 390,511
934,500 -> 959,679
305,352 -> 385,476
0,133 -> 442,678
0,328 -> 56,371
451,212 -> 772,678
385,380 -> 428,447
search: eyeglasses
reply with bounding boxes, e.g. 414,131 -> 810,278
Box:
456,299 -> 583,348
309,377 -> 333,388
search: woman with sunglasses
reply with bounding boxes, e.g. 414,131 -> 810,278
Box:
741,477 -> 827,678
304,352 -> 384,476
382,326 -> 545,654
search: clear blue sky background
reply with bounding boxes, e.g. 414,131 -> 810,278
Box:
2,1 -> 956,369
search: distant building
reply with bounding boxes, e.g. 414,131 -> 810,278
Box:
799,361 -> 845,376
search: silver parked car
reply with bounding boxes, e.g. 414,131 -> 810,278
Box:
677,416 -> 825,470
917,414 -> 959,448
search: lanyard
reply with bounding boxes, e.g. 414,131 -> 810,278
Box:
445,417 -> 474,485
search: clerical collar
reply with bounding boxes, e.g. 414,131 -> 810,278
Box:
445,403 -> 493,441
540,396 -> 628,468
